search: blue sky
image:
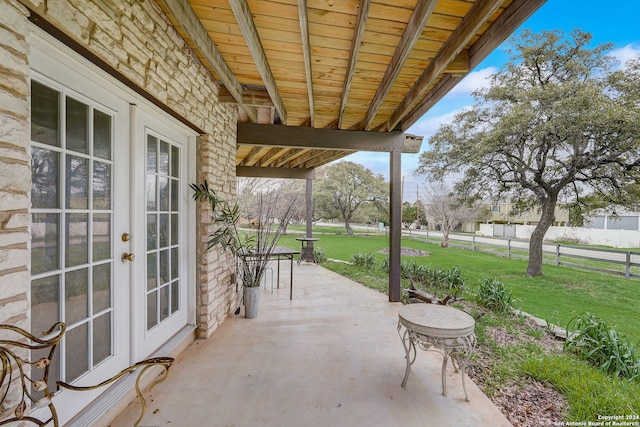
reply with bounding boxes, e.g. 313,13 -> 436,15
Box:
345,1 -> 640,202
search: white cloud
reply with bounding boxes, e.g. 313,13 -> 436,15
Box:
608,44 -> 640,67
448,67 -> 498,96
407,107 -> 469,138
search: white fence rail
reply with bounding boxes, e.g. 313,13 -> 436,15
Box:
402,229 -> 640,279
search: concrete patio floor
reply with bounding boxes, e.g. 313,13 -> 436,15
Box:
111,261 -> 512,427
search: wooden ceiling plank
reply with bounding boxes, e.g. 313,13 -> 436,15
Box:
258,147 -> 288,166
298,0 -> 315,127
240,146 -> 264,166
228,0 -> 289,124
361,0 -> 438,130
338,0 -> 370,130
387,0 -> 504,131
161,0 -> 257,122
274,148 -> 306,167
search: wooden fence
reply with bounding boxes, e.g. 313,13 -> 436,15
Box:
402,229 -> 640,279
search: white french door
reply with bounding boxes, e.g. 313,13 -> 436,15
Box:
132,108 -> 193,359
29,28 -> 196,424
29,34 -> 131,424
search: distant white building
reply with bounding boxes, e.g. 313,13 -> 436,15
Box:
584,207 -> 640,231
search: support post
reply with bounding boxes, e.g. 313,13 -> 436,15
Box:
389,148 -> 402,302
306,179 -> 313,238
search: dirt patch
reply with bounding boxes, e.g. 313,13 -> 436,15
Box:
493,379 -> 568,427
464,311 -> 567,426
377,248 -> 430,257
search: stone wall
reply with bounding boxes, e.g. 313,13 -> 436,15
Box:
0,0 -> 31,330
2,0 -> 240,338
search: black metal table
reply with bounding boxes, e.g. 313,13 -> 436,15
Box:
266,246 -> 300,300
295,237 -> 320,264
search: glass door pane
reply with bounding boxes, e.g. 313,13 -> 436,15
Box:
145,134 -> 181,331
30,80 -> 116,386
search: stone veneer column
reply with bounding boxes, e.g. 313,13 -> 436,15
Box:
0,0 -> 31,329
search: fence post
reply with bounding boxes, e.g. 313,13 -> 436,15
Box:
556,244 -> 560,266
626,251 -> 631,279
425,230 -> 429,244
507,239 -> 511,258
472,235 -> 476,251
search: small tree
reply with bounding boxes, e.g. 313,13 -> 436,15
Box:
421,183 -> 478,247
314,161 -> 388,235
402,202 -> 417,228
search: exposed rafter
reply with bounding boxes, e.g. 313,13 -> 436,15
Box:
468,0 -> 548,69
298,0 -> 314,127
161,0 -> 258,122
386,0 -> 504,131
398,0 -> 547,131
338,0 -> 370,130
228,0 -> 288,124
361,0 -> 438,130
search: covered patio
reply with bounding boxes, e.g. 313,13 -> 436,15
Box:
110,262 -> 511,427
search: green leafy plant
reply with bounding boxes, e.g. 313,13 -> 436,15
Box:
564,313 -> 639,380
351,252 -> 376,269
476,277 -> 513,313
313,247 -> 327,264
191,181 -> 295,288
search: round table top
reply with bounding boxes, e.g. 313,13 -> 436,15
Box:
295,237 -> 320,241
398,303 -> 475,338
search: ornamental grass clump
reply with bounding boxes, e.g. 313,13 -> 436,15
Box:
351,252 -> 376,269
475,277 -> 513,314
564,312 -> 640,381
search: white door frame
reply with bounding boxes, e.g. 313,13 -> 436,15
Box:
28,26 -> 197,425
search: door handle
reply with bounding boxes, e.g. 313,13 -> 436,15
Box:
121,253 -> 135,262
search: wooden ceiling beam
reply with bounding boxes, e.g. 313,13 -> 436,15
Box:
237,166 -> 316,179
298,0 -> 315,127
361,0 -> 438,130
338,0 -> 370,130
228,0 -> 288,124
238,123 -> 406,153
469,0 -> 547,69
398,0 -> 547,131
386,0 -> 504,131
218,86 -> 274,107
160,0 -> 257,122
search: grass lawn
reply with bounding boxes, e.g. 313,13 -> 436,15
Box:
279,233 -> 640,344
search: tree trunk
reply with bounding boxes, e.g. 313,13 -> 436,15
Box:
527,195 -> 558,276
441,227 -> 450,247
344,220 -> 353,235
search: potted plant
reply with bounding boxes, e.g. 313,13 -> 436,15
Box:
190,181 -> 295,318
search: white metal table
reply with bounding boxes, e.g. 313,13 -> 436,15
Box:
397,303 -> 476,401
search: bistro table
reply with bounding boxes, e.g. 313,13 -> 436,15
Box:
397,303 -> 476,401
295,237 -> 320,264
269,246 -> 300,300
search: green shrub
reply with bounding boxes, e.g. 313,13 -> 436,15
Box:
351,252 -> 376,268
564,312 -> 639,381
476,277 -> 513,313
313,247 -> 327,263
380,257 -> 389,272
